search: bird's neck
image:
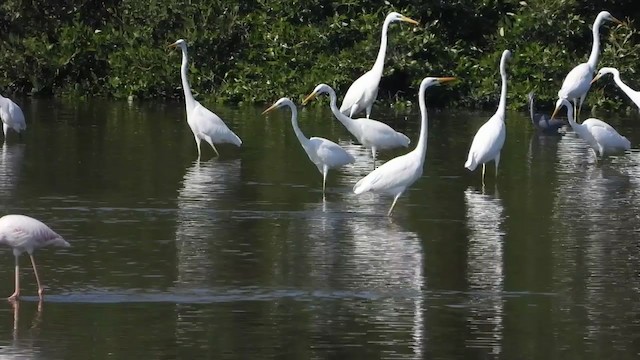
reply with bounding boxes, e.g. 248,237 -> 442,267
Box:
327,89 -> 357,132
565,105 -> 577,127
496,63 -> 508,119
587,20 -> 602,69
180,49 -> 196,112
414,85 -> 429,163
611,71 -> 637,99
528,96 -> 536,125
371,20 -> 391,74
288,104 -> 309,147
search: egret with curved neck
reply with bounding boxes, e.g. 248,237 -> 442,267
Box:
527,92 -> 565,134
168,39 -> 241,160
339,12 -> 419,119
262,98 -> 354,195
551,98 -> 630,160
557,11 -> 622,122
465,50 -> 511,184
591,67 -> 640,111
351,77 -> 455,216
303,84 -> 410,169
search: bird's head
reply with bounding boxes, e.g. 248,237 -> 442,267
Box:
527,91 -> 535,102
167,39 -> 187,51
551,98 -> 571,120
421,77 -> 456,89
386,12 -> 419,26
502,50 -> 512,62
262,98 -> 294,115
302,84 -> 332,105
598,11 -> 623,26
591,67 -> 618,85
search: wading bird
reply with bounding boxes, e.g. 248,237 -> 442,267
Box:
0,95 -> 26,141
551,98 -> 630,160
353,77 -> 456,216
557,11 -> 622,122
303,84 -> 409,169
168,39 -> 241,160
465,50 -> 511,183
527,92 -> 565,134
0,214 -> 70,301
340,12 -> 419,119
591,67 -> 640,111
262,98 -> 355,195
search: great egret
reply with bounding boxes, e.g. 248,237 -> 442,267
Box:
168,39 -> 241,160
339,12 -> 419,119
0,95 -> 26,141
591,67 -> 640,111
465,50 -> 511,183
551,98 -> 630,159
303,84 -> 410,169
527,92 -> 565,134
262,97 -> 355,194
353,77 -> 455,216
0,214 -> 70,301
557,11 -> 622,122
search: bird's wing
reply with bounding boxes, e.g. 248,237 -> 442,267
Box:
558,63 -> 593,99
5,101 -> 26,131
192,102 -> 241,145
0,215 -> 67,249
467,117 -> 505,165
353,153 -> 420,194
309,137 -> 355,167
340,70 -> 377,115
355,118 -> 410,148
584,119 -> 630,150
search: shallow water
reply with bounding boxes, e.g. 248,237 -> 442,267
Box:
0,98 -> 638,359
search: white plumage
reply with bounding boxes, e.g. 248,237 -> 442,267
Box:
465,50 -> 511,183
0,214 -> 70,301
557,11 -> 622,121
0,95 -> 26,141
552,98 -> 630,158
591,67 -> 640,111
263,97 -> 355,194
339,12 -> 419,119
353,77 -> 455,216
303,84 -> 409,169
169,39 -> 241,160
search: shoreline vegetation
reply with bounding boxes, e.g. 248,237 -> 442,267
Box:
1,0 -> 639,112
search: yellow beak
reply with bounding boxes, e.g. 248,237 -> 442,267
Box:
167,43 -> 177,49
302,92 -> 317,106
437,77 -> 457,84
262,103 -> 278,115
401,16 -> 419,26
612,16 -> 624,26
590,74 -> 602,85
550,107 -> 559,121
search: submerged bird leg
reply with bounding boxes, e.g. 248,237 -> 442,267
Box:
481,164 -> 486,185
387,193 -> 403,216
322,167 -> 328,195
494,154 -> 501,178
371,148 -> 377,169
194,136 -> 202,160
8,255 -> 19,301
29,254 -> 44,300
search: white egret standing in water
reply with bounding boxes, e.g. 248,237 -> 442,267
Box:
340,12 -> 419,119
591,67 -> 640,111
303,84 -> 409,169
551,98 -> 630,160
0,95 -> 26,141
0,214 -> 70,301
353,77 -> 456,216
557,11 -> 622,121
465,50 -> 511,184
263,98 -> 355,195
168,39 -> 242,160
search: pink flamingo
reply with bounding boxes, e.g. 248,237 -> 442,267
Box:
0,214 -> 70,301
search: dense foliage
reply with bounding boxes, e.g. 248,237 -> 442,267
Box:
1,0 -> 639,110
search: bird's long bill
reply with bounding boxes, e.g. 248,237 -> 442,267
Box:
401,16 -> 420,25
612,16 -> 624,26
590,74 -> 602,85
167,43 -> 177,49
261,103 -> 278,115
550,107 -> 560,121
302,92 -> 317,106
437,77 -> 457,84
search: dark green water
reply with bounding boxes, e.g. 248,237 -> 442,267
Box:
0,97 -> 638,359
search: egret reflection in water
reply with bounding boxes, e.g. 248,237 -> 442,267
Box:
0,143 -> 25,202
174,159 -> 241,288
464,187 -> 505,355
